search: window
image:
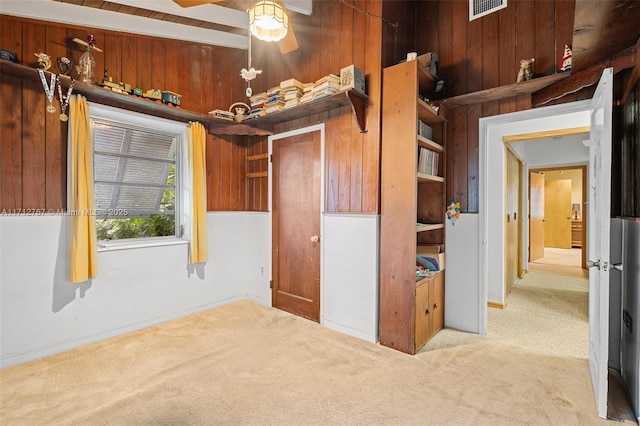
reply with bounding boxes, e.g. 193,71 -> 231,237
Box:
89,103 -> 188,248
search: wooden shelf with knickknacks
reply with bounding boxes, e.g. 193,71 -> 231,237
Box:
0,34 -> 183,125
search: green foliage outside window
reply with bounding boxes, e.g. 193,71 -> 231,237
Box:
96,165 -> 176,240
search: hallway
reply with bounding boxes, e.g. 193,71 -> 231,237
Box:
488,248 -> 588,358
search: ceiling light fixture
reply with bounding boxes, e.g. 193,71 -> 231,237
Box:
248,0 -> 289,42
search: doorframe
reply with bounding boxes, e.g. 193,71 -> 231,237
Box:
268,123 -> 326,321
478,99 -> 592,333
527,165 -> 588,269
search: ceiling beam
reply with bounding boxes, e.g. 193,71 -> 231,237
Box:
532,45 -> 636,107
618,36 -> 640,106
106,0 -> 249,30
0,0 -> 248,50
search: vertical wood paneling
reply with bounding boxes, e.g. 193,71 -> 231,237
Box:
362,0 -> 383,213
22,22 -> 46,209
120,35 -> 137,89
1,16 -> 259,212
1,17 -> 23,209
136,37 -> 152,93
534,0 -> 556,76
498,4 -> 516,113
45,25 -> 67,210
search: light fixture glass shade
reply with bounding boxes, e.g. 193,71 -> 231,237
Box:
248,0 -> 289,42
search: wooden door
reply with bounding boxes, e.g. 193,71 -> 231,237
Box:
431,272 -> 444,336
529,171 -> 545,261
505,150 -> 520,297
272,131 -> 321,322
586,67 -> 613,418
415,279 -> 432,350
544,179 -> 572,248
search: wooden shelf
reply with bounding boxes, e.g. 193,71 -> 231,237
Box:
417,173 -> 444,183
243,89 -> 368,133
416,223 -> 444,232
1,60 -> 368,136
439,72 -> 571,109
417,135 -> 444,152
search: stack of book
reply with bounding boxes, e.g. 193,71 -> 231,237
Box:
312,73 -> 340,100
280,78 -> 308,109
264,85 -> 285,114
417,147 -> 440,176
299,84 -> 315,104
249,91 -> 268,110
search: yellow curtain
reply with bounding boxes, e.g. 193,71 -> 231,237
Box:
68,95 -> 97,283
188,122 -> 208,263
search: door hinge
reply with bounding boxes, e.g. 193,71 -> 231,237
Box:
270,280 -> 273,289
270,154 -> 273,162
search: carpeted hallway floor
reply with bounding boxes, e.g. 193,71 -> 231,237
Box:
488,247 -> 589,359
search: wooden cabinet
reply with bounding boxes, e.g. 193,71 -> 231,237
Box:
379,59 -> 447,354
572,220 -> 583,248
415,271 -> 445,349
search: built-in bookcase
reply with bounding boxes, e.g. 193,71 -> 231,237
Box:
380,59 -> 448,354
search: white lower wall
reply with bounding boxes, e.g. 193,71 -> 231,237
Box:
321,214 -> 379,343
0,210 -> 379,368
0,212 -> 268,368
444,213 -> 483,334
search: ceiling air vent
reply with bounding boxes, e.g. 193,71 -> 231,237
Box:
470,0 -> 507,21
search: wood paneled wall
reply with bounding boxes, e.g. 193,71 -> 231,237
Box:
1,15 -> 248,212
242,0 -> 384,213
613,78 -> 640,218
2,0 -> 386,214
400,0 -> 582,213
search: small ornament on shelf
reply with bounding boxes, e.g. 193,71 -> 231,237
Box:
446,200 -> 461,226
57,78 -> 75,122
38,68 -> 57,114
57,57 -> 73,77
516,58 -> 535,83
73,35 -> 103,84
34,52 -> 52,71
558,44 -> 572,72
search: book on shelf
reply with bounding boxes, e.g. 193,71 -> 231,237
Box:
208,109 -> 235,121
417,120 -> 433,139
280,78 -> 307,91
417,147 -> 440,176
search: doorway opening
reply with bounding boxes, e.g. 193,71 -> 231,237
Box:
489,140 -> 590,359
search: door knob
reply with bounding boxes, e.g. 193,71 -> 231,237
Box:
586,259 -> 601,270
587,259 -> 610,271
310,235 -> 319,243
611,263 -> 623,272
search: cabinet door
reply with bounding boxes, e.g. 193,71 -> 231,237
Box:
415,279 -> 433,350
431,272 -> 445,336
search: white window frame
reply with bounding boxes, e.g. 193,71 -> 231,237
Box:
88,102 -> 191,252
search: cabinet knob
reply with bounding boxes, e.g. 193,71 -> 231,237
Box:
433,303 -> 438,309
425,309 -> 430,315
310,235 -> 319,243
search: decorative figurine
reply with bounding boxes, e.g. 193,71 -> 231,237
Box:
57,57 -> 73,77
34,52 -> 52,71
558,45 -> 572,72
73,35 -> 103,84
516,58 -> 535,83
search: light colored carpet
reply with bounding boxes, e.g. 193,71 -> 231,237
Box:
0,299 -> 627,426
488,257 -> 589,359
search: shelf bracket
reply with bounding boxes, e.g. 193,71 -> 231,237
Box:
345,90 -> 367,133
